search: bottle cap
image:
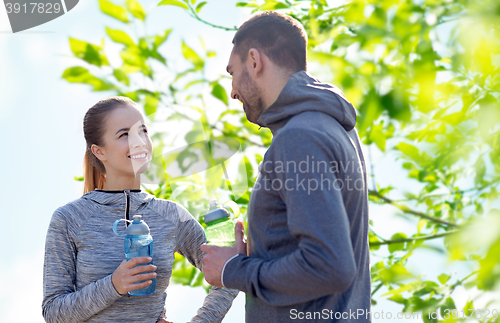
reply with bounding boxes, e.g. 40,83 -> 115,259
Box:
126,215 -> 150,235
204,200 -> 229,223
208,199 -> 218,209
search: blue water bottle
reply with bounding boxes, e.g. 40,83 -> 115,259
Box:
113,215 -> 156,295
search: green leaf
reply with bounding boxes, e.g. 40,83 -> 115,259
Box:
105,28 -> 135,47
99,0 -> 129,22
74,176 -> 84,181
417,219 -> 427,234
211,83 -> 228,105
437,273 -> 451,284
195,1 -> 206,13
184,79 -> 205,90
69,38 -> 109,67
236,2 -> 259,7
463,299 -> 474,312
236,2 -> 259,8
171,253 -> 201,286
113,68 -> 130,86
474,157 -> 486,186
62,67 -> 116,91
182,41 -> 204,69
121,46 -> 145,65
144,94 -> 159,117
396,142 -> 421,163
369,231 -> 380,251
126,0 -> 146,21
368,123 -> 387,151
154,29 -> 172,49
120,47 -> 153,77
259,1 -> 289,10
380,89 -> 411,122
388,232 -> 407,253
157,0 -> 189,10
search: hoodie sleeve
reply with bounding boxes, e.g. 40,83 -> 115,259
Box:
173,204 -> 239,323
42,209 -> 123,323
221,127 -> 358,306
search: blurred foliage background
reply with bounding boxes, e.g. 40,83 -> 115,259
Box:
66,0 -> 500,321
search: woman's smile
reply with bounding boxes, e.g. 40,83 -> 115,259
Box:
128,151 -> 148,161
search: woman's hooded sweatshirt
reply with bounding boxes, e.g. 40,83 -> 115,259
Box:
42,189 -> 238,323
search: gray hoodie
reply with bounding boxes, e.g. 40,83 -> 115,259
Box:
222,71 -> 371,322
42,189 -> 238,323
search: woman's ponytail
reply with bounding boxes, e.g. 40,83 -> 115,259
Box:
82,147 -> 106,194
82,96 -> 139,195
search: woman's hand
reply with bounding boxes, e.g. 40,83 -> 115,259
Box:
111,256 -> 157,295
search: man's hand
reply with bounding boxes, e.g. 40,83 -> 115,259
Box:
200,221 -> 247,287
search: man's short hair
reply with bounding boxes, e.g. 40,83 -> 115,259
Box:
232,11 -> 307,73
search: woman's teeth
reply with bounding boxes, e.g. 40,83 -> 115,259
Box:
129,153 -> 146,159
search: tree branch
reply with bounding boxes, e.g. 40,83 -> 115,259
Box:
369,190 -> 459,227
450,270 -> 479,292
369,230 -> 459,246
185,3 -> 238,31
212,127 -> 267,148
371,282 -> 384,297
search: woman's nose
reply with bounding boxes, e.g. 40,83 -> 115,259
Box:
130,133 -> 146,148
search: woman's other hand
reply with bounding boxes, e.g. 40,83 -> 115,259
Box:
111,256 -> 157,295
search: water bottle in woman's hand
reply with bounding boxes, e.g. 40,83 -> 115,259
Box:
113,215 -> 156,295
204,199 -> 240,247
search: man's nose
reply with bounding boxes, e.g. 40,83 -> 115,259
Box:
231,89 -> 238,100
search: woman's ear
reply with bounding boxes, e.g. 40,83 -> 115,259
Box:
247,48 -> 263,79
91,144 -> 107,162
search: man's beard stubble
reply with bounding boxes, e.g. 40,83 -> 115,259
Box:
240,67 -> 265,124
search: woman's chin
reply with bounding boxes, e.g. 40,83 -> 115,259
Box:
131,162 -> 151,175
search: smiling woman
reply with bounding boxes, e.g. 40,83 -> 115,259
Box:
41,96 -> 239,323
82,96 -> 153,194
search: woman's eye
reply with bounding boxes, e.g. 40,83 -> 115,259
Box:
120,129 -> 147,138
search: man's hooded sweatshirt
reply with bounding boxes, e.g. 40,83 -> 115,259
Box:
222,71 -> 371,322
42,189 -> 238,323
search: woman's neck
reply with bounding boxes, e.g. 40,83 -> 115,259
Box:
102,176 -> 141,191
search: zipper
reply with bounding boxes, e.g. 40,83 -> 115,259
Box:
123,190 -> 132,298
124,190 -> 130,227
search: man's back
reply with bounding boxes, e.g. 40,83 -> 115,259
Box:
222,71 -> 371,322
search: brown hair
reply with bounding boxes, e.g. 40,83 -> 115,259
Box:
82,96 -> 139,195
232,11 -> 307,73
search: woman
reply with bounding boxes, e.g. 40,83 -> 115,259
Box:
42,96 -> 238,323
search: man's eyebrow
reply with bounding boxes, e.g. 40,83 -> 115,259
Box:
115,124 -> 146,135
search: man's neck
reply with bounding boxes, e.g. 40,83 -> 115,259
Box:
261,69 -> 295,109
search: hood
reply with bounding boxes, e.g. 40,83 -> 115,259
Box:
82,189 -> 155,217
255,70 -> 357,135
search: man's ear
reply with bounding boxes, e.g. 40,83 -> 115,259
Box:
247,48 -> 263,79
91,144 -> 107,162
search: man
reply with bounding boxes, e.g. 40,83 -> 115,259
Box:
200,11 -> 371,322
